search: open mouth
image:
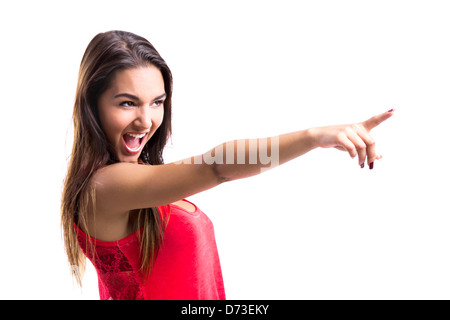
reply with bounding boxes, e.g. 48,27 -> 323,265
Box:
122,132 -> 147,154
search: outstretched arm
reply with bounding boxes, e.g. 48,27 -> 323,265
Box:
93,110 -> 394,215
211,109 -> 394,181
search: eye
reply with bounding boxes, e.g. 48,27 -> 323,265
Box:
119,101 -> 135,108
152,100 -> 164,108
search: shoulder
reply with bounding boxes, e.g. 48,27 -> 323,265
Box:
89,158 -> 219,214
92,162 -> 147,189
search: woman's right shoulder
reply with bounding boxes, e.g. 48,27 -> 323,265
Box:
91,159 -> 219,215
92,162 -> 140,186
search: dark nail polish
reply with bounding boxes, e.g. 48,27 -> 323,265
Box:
360,163 -> 364,168
369,162 -> 374,170
387,109 -> 394,113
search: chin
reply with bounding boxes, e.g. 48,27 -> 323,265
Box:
115,147 -> 142,163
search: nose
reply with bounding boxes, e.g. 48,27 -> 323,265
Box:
134,106 -> 153,130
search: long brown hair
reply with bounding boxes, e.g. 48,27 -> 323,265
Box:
61,30 -> 173,285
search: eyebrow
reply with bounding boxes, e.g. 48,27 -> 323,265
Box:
113,93 -> 167,101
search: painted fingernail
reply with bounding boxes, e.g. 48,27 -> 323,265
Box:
360,163 -> 365,168
387,109 -> 395,113
369,162 -> 374,170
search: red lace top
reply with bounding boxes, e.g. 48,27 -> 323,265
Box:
74,199 -> 225,300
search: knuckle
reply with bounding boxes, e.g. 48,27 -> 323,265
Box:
355,142 -> 366,150
336,131 -> 347,142
366,139 -> 376,147
344,126 -> 354,135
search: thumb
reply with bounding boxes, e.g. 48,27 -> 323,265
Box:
362,109 -> 395,131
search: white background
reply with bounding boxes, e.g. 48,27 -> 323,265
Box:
1,0 -> 449,299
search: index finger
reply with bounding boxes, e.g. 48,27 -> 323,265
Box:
362,109 -> 395,131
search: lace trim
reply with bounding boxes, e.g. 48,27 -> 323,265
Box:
76,228 -> 144,300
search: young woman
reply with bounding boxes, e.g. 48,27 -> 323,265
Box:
61,30 -> 394,300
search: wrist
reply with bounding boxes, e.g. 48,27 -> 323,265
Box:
304,127 -> 319,150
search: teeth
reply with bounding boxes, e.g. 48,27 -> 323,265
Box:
126,133 -> 146,138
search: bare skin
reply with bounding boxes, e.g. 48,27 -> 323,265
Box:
88,66 -> 394,241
